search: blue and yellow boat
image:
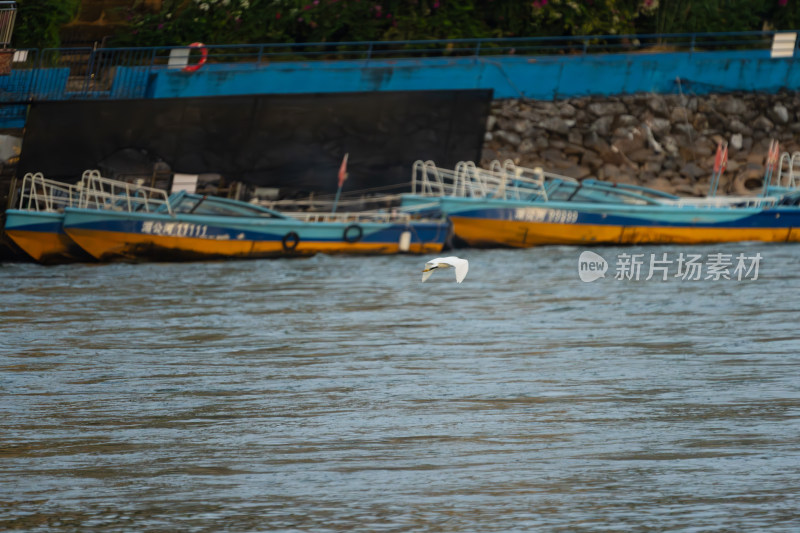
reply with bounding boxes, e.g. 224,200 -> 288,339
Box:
440,193 -> 800,247
402,158 -> 800,247
5,171 -> 448,263
3,172 -> 96,264
59,174 -> 447,262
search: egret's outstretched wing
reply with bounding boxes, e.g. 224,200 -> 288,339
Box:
438,257 -> 469,283
451,258 -> 469,283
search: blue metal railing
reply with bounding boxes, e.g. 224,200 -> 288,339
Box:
0,30 -> 792,104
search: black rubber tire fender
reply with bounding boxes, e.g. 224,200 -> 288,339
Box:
282,231 -> 300,251
343,224 -> 363,243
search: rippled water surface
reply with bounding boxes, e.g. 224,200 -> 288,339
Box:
2,243 -> 800,531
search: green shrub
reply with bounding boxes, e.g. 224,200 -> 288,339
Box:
13,0 -> 80,49
11,0 -> 796,49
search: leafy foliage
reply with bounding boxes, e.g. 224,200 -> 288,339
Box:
13,0 -> 80,49
638,0 -> 773,35
11,0 -> 798,49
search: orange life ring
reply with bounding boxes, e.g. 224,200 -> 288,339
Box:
182,42 -> 207,73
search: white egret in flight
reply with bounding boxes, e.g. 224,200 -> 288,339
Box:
422,256 -> 469,283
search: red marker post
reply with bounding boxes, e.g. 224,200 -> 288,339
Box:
331,153 -> 349,214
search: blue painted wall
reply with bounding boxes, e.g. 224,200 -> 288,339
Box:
2,48 -> 797,128
142,49 -> 799,101
0,69 -> 73,128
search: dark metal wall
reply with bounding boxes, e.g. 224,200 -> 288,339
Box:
19,90 -> 492,194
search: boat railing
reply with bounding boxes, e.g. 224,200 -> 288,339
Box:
262,194 -> 403,212
77,170 -> 174,215
453,161 -> 499,198
411,160 -> 502,199
492,160 -> 573,201
410,159 -> 497,198
411,160 -> 460,197
412,159 -> 561,202
285,211 -> 413,223
669,195 -> 778,208
455,161 -> 523,199
575,179 -> 681,205
15,172 -> 83,212
489,160 -> 585,202
487,159 -> 512,199
775,151 -> 800,189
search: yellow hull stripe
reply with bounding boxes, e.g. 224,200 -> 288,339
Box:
65,228 -> 443,260
450,217 -> 800,247
5,230 -> 80,263
300,241 -> 444,254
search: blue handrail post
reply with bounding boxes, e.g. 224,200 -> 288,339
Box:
365,42 -> 373,65
691,34 -> 696,54
257,44 -> 263,66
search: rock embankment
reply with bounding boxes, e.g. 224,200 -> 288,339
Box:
482,92 -> 800,196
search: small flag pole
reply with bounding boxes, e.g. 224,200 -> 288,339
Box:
710,141 -> 722,197
710,141 -> 728,197
763,140 -> 779,197
332,153 -> 348,214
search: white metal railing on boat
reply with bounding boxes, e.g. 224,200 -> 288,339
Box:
488,159 -> 582,202
262,193 -> 404,212
411,160 -> 460,197
411,158 -> 577,202
77,170 -> 174,215
458,160 -> 513,199
775,151 -> 800,189
14,172 -> 81,212
669,195 -> 778,208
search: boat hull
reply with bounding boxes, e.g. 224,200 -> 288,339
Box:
63,209 -> 447,262
451,216 -> 800,247
439,199 -> 800,247
3,210 -> 94,264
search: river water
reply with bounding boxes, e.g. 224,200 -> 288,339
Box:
2,243 -> 799,531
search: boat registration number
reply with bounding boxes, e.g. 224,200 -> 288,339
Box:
513,208 -> 578,224
141,221 -> 209,238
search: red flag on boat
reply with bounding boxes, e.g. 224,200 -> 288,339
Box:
720,143 -> 728,172
338,153 -> 349,188
713,142 -> 723,173
772,141 -> 780,171
766,140 -> 780,171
